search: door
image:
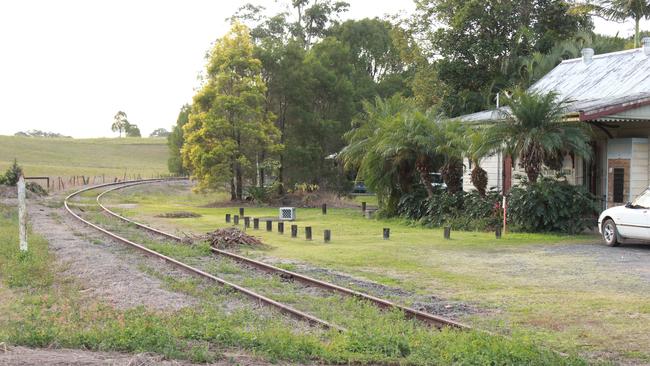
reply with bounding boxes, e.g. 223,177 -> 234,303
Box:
607,159 -> 630,208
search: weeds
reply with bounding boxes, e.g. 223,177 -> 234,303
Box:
0,202 -> 588,365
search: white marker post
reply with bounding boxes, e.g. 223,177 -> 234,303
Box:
18,175 -> 28,252
502,195 -> 507,235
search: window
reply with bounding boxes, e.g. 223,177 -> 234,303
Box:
613,168 -> 625,203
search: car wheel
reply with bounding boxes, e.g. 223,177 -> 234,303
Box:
602,219 -> 620,247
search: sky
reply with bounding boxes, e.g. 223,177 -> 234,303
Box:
0,1 -> 646,138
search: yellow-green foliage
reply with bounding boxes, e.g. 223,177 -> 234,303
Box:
0,135 -> 168,177
181,22 -> 281,194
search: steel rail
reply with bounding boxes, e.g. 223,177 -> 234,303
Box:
64,180 -> 343,332
97,180 -> 470,330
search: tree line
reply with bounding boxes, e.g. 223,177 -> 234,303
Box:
167,0 -> 643,204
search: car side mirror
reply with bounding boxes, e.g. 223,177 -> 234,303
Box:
625,201 -> 633,208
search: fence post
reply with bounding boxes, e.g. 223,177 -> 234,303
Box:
18,175 -> 28,252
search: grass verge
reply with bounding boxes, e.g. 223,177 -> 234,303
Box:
0,203 -> 588,364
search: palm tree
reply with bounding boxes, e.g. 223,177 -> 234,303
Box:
340,96 -> 442,214
483,89 -> 593,183
571,0 -> 650,48
466,129 -> 489,196
340,96 -> 414,213
434,120 -> 467,194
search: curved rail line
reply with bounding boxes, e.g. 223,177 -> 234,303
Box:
64,180 -> 343,332
96,180 -> 469,330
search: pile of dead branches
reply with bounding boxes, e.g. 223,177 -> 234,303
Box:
155,211 -> 202,218
203,227 -> 264,249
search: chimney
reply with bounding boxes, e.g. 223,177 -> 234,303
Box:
581,48 -> 594,64
643,37 -> 650,56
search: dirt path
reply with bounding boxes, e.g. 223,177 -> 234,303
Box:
28,198 -> 195,311
0,345 -> 272,366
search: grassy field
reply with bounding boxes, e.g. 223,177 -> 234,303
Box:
102,181 -> 650,364
0,135 -> 168,177
0,203 -> 586,365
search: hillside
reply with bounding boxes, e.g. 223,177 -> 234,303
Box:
0,136 -> 169,177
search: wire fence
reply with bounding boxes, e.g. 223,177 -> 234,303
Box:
25,173 -> 182,192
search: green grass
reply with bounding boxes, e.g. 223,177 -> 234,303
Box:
100,181 -> 650,364
0,135 -> 168,177
0,203 -> 586,365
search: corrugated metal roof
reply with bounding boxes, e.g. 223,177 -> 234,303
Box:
530,48 -> 650,100
459,47 -> 650,123
459,108 -> 509,123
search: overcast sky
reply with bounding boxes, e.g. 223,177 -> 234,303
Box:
0,1 -> 645,138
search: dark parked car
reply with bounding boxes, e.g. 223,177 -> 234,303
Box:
352,181 -> 368,193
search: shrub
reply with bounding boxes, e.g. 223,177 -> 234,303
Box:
398,188 -> 502,231
26,182 -> 48,196
507,177 -> 598,233
244,186 -> 273,204
3,159 -> 23,186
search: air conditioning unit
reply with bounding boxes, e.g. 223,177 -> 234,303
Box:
279,207 -> 296,221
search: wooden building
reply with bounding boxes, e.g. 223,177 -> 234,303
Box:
459,39 -> 650,209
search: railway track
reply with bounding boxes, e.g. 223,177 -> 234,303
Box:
65,179 -> 469,331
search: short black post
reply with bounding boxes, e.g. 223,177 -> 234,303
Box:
291,224 -> 298,238
225,213 -> 231,223
244,216 -> 250,228
239,207 -> 245,216
324,229 -> 331,243
495,226 -> 502,239
362,202 -> 367,212
383,228 -> 390,240
444,226 -> 451,239
322,203 -> 327,215
266,220 -> 272,232
305,226 -> 312,240
278,222 -> 284,234
253,218 -> 259,230
233,215 -> 239,225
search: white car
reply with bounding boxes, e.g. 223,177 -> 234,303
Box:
598,188 -> 650,246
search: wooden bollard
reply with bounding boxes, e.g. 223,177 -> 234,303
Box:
362,202 -> 366,212
253,218 -> 259,229
225,214 -> 231,223
383,228 -> 390,240
244,217 -> 250,228
324,229 -> 331,243
305,226 -> 312,240
278,222 -> 284,234
322,203 -> 327,215
266,220 -> 272,232
239,207 -> 245,216
291,224 -> 298,238
495,226 -> 502,239
233,215 -> 239,225
444,226 -> 451,239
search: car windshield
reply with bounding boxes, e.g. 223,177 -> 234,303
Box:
631,189 -> 650,208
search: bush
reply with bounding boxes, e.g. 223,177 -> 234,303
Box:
244,186 -> 273,204
508,177 -> 598,234
26,182 -> 48,196
398,188 -> 502,231
3,159 -> 23,186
